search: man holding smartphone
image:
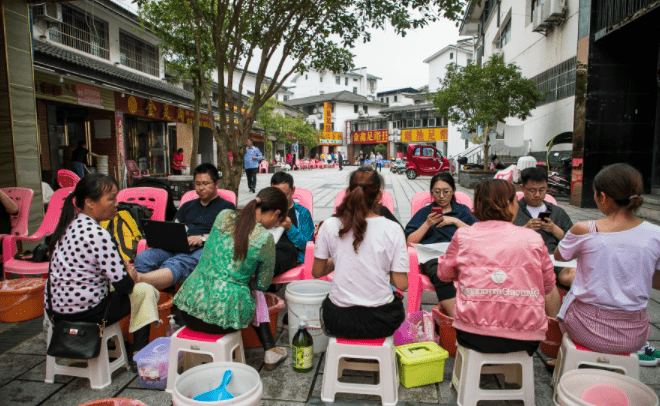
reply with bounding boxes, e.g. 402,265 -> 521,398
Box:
513,168 -> 574,286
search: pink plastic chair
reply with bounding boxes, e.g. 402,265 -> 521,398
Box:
333,190 -> 394,214
117,187 -> 168,221
410,191 -> 473,216
301,160 -> 309,170
3,187 -> 73,279
125,160 -> 150,186
516,191 -> 557,205
0,187 -> 34,239
292,188 -> 313,218
179,189 -> 237,206
57,169 -> 80,188
259,161 -> 269,174
317,161 -> 326,169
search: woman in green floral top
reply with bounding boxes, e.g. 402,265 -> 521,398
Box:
173,187 -> 289,370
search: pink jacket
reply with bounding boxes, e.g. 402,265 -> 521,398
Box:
438,221 -> 555,341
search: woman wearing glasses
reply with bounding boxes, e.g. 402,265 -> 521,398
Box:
404,172 -> 478,316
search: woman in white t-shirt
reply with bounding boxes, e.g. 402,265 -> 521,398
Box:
313,167 -> 409,339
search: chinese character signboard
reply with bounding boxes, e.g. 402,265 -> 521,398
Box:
115,92 -> 211,128
323,102 -> 332,133
76,84 -> 103,108
352,130 -> 389,144
400,128 -> 448,142
319,131 -> 343,145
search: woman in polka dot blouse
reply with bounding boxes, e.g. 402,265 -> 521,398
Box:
46,174 -> 150,365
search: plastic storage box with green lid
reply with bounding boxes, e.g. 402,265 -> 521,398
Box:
396,342 -> 449,388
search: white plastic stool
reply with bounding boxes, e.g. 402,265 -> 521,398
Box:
451,344 -> 535,406
44,322 -> 129,389
165,327 -> 245,394
321,337 -> 398,406
553,334 -> 639,389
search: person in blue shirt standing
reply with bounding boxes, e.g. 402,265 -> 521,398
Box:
270,172 -> 315,276
244,138 -> 263,193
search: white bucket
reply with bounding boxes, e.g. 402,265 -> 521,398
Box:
285,280 -> 332,353
97,155 -> 109,175
556,369 -> 658,406
172,362 -> 262,406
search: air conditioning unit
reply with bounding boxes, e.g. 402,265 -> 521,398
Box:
358,109 -> 365,116
532,5 -> 548,33
543,0 -> 566,23
312,108 -> 318,114
33,4 -> 62,23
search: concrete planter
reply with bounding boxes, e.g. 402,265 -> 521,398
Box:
458,169 -> 497,189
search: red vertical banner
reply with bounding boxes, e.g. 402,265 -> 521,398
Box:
115,111 -> 125,184
324,102 -> 332,133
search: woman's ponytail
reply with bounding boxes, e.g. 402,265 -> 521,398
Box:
335,167 -> 382,252
48,193 -> 77,255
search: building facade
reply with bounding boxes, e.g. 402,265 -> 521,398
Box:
460,0 -> 579,161
288,68 -> 381,100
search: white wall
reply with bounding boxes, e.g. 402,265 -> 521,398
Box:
32,1 -> 164,79
477,0 -> 579,154
378,93 -> 416,107
288,69 -> 378,99
427,49 -> 471,92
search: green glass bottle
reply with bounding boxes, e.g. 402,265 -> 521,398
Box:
292,319 -> 314,373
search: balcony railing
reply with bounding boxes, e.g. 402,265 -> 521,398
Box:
596,0 -> 658,32
48,16 -> 109,60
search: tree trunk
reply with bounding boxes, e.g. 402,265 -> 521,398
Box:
190,76 -> 201,169
483,136 -> 490,171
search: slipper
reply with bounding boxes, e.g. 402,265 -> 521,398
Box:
543,358 -> 555,374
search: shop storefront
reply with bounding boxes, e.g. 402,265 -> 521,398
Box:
318,131 -> 342,159
114,93 -> 209,177
35,71 -> 117,184
351,130 -> 389,160
396,127 -> 448,157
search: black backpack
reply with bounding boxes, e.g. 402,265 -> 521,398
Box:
116,202 -> 153,235
131,177 -> 178,221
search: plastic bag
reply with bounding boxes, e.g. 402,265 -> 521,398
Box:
394,310 -> 438,346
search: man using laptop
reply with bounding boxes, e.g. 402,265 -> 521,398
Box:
270,172 -> 314,277
134,163 -> 236,290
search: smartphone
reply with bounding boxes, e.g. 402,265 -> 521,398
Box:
538,212 -> 551,221
432,207 -> 443,217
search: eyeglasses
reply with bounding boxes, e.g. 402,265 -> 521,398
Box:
194,181 -> 215,187
432,189 -> 453,196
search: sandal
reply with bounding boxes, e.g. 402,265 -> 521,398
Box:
264,347 -> 287,371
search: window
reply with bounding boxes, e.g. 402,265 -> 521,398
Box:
394,95 -> 397,102
496,19 -> 511,48
467,59 -> 473,65
392,121 -> 398,129
450,52 -> 454,59
212,92 -> 218,102
49,4 -> 109,59
283,95 -> 288,101
345,77 -> 348,86
386,97 -> 389,103
423,147 -> 435,157
532,56 -> 577,106
353,78 -> 358,82
406,119 -> 414,127
120,31 -> 159,76
415,119 -> 422,127
336,76 -> 340,84
275,94 -> 279,100
331,103 -> 335,112
320,75 -> 323,82
428,118 -> 436,127
354,105 -> 358,113
331,123 -> 334,131
353,87 -> 357,94
363,106 -> 368,114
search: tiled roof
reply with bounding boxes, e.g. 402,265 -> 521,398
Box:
33,39 -> 194,100
378,102 -> 436,114
284,91 -> 387,107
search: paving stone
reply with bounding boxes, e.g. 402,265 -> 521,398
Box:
0,321 -> 18,334
648,300 -> 660,324
39,367 -> 136,406
1,379 -> 63,406
649,325 -> 660,341
117,388 -> 173,406
311,372 -> 380,402
0,353 -> 44,387
17,360 -> 75,384
259,401 -> 306,406
260,352 -> 322,402
8,332 -> 47,356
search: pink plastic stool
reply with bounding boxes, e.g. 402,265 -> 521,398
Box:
582,384 -> 630,406
165,327 -> 244,394
321,336 -> 398,406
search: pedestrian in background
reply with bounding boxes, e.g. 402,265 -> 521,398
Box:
359,150 -> 365,166
71,140 -> 101,179
244,138 -> 263,193
172,148 -> 185,175
376,152 -> 383,172
369,151 -> 376,169
338,151 -> 344,171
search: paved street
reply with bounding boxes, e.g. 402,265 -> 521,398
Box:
1,167 -> 660,406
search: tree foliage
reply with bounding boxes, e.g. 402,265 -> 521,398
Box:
137,0 -> 465,196
432,54 -> 546,169
254,97 -> 318,151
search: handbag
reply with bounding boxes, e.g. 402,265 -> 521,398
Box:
45,266 -> 111,360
